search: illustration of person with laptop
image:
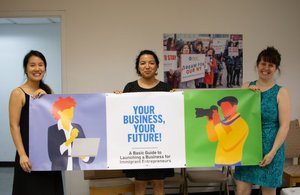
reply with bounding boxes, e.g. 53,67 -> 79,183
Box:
48,96 -> 95,170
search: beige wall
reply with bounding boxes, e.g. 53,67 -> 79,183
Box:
1,0 -> 300,194
1,0 -> 299,116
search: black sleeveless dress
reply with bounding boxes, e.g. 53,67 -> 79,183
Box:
12,89 -> 64,195
122,80 -> 174,180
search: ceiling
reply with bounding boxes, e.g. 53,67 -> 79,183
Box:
0,17 -> 60,24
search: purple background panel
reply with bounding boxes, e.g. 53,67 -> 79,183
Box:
29,93 -> 107,170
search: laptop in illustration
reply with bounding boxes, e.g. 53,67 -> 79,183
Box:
71,138 -> 100,157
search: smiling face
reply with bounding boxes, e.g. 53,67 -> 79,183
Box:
25,55 -> 46,82
138,54 -> 158,79
257,60 -> 277,81
255,47 -> 281,80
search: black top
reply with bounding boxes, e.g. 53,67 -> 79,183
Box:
12,88 -> 64,195
122,80 -> 174,180
123,80 -> 171,92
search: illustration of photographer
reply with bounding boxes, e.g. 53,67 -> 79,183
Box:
195,96 -> 249,166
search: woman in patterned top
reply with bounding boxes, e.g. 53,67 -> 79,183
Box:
234,46 -> 291,195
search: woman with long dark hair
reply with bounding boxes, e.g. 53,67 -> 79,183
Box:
9,50 -> 64,195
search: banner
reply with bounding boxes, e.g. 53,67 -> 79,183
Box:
29,89 -> 262,171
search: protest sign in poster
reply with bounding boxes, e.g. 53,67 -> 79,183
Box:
106,92 -> 185,169
163,33 -> 243,89
29,94 -> 107,171
180,54 -> 205,82
184,89 -> 262,167
163,50 -> 178,72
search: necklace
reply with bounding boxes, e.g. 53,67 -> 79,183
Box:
256,80 -> 275,92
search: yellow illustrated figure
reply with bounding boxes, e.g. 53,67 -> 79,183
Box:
196,96 -> 249,166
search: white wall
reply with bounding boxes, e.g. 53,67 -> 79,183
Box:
1,0 -> 300,194
0,23 -> 61,161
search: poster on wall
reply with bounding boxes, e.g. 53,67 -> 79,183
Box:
163,33 -> 243,89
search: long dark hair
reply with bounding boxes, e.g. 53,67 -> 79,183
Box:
23,50 -> 52,94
